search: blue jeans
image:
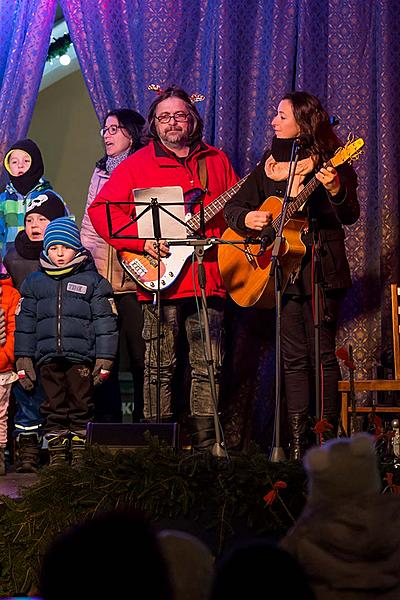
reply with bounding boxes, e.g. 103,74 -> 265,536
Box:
142,298 -> 225,419
13,374 -> 45,438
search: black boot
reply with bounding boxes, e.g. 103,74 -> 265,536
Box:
16,433 -> 40,473
190,416 -> 216,452
288,413 -> 309,461
70,433 -> 86,468
0,446 -> 5,476
46,434 -> 69,467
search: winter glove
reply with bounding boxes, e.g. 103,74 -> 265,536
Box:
16,357 -> 36,391
93,359 -> 113,386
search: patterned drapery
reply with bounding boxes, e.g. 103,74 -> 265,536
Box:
0,0 -> 57,174
59,0 -> 400,446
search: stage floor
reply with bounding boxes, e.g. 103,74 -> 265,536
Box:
0,471 -> 38,499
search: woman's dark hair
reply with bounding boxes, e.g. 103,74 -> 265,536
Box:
146,85 -> 204,146
97,108 -> 145,170
282,91 -> 341,162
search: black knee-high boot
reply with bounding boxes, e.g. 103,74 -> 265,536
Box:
288,412 -> 309,460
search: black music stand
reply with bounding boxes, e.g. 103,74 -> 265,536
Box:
106,188 -> 228,458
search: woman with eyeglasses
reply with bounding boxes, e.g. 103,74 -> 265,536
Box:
81,108 -> 146,423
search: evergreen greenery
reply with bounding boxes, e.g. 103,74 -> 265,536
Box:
0,438 -> 307,597
47,33 -> 72,63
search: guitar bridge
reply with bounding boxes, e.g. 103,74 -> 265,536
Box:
130,258 -> 148,278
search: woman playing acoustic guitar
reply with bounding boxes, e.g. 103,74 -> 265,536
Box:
223,91 -> 360,459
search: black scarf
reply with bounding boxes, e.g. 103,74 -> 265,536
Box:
5,139 -> 44,196
14,230 -> 43,260
270,136 -> 312,163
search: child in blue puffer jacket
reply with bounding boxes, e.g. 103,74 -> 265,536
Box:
14,217 -> 118,466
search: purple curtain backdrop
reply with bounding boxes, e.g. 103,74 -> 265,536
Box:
0,0 -> 57,173
60,0 -> 400,446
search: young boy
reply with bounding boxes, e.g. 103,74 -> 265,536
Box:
0,273 -> 20,474
3,192 -> 68,472
14,217 -> 118,466
0,138 -> 66,259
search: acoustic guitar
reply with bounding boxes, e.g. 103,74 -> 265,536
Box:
217,137 -> 364,309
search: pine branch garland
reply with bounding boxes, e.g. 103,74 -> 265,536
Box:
47,33 -> 72,62
0,438 -> 307,597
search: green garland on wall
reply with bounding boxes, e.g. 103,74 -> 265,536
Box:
47,33 -> 72,62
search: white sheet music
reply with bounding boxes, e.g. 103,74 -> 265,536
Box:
133,186 -> 187,240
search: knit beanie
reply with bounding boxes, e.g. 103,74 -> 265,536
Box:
25,192 -> 67,224
4,138 -> 44,195
43,217 -> 83,253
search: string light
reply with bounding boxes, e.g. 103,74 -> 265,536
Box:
59,54 -> 71,66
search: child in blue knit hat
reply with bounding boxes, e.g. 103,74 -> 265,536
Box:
14,217 -> 118,466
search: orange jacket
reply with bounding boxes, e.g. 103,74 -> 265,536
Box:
0,275 -> 20,372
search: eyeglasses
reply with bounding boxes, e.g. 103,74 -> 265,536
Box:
100,124 -> 125,136
155,112 -> 189,124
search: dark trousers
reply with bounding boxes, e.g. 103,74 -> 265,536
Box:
116,293 -> 145,421
40,359 -> 94,437
281,291 -> 344,418
93,293 -> 145,422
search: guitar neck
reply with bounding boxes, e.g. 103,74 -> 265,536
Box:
187,175 -> 249,231
272,159 -> 332,230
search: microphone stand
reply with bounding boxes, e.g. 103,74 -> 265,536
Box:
270,139 -> 302,462
311,218 -> 322,441
150,198 -> 163,422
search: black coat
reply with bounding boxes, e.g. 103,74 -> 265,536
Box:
3,230 -> 41,291
223,149 -> 359,293
15,254 -> 118,365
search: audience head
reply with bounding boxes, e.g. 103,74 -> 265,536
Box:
147,85 -> 204,147
24,192 -> 67,242
211,538 -> 315,599
158,529 -> 214,600
4,138 -> 44,195
38,509 -> 172,600
304,432 -> 381,505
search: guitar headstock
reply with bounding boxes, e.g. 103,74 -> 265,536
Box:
331,135 -> 364,167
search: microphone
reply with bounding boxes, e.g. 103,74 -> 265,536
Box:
294,134 -> 313,149
259,225 -> 276,254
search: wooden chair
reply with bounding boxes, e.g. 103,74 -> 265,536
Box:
339,283 -> 400,435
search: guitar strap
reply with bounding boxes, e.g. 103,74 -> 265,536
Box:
198,157 -> 208,192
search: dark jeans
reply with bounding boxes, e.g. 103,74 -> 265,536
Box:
281,291 -> 344,418
40,359 -> 94,437
142,298 -> 224,419
13,371 -> 44,437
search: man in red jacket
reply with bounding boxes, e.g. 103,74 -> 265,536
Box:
89,86 -> 238,451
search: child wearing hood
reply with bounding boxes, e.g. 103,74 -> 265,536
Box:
0,138 -> 66,258
14,218 -> 118,466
